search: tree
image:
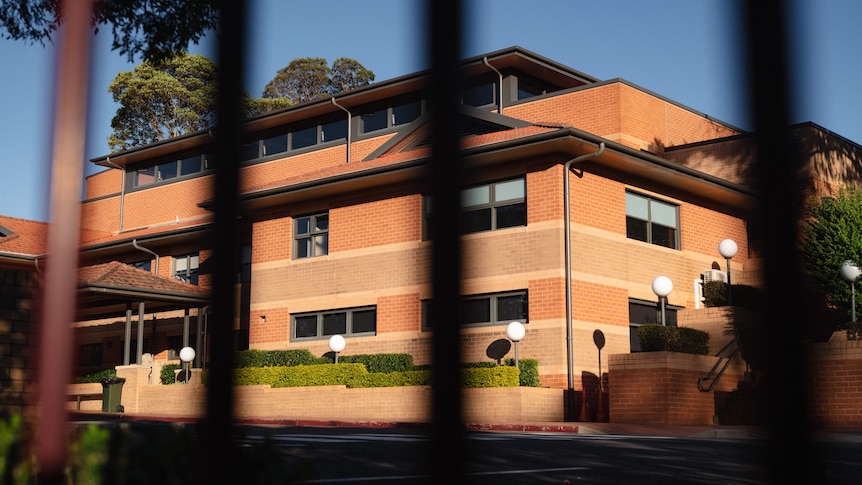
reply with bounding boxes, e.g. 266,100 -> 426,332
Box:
0,0 -> 219,62
262,57 -> 375,104
108,52 -> 217,151
800,187 -> 862,320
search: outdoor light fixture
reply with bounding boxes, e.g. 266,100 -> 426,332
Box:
506,321 -> 526,369
718,239 -> 738,305
329,335 -> 346,363
179,346 -> 196,384
652,276 -> 673,326
260,315 -> 266,324
841,260 -> 861,322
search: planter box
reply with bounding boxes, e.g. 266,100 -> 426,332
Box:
608,351 -> 745,425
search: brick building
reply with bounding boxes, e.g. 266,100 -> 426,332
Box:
55,47 -> 859,392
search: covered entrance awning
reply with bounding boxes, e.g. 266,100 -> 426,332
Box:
76,261 -> 210,366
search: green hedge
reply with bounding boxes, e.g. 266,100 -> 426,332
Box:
463,366 -> 520,388
235,363 -> 369,387
337,353 -> 414,373
639,325 -> 710,355
235,349 -> 327,368
161,363 -> 181,385
347,370 -> 432,388
73,368 -> 117,384
503,358 -> 540,387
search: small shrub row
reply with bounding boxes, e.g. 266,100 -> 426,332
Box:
235,349 -> 327,368
234,364 -> 526,388
73,368 -> 116,384
463,366 -> 520,388
337,353 -> 414,373
235,363 -> 369,387
847,321 -> 862,340
347,370 -> 432,388
639,324 -> 710,355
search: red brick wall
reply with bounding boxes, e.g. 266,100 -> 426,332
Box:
609,352 -> 744,425
85,168 -> 123,199
807,340 -> 862,428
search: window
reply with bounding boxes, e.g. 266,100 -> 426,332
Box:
173,253 -> 200,285
129,260 -> 151,272
423,177 -> 526,239
321,118 -> 348,142
628,298 -> 679,352
262,134 -> 288,157
167,335 -> 184,357
424,290 -> 528,328
461,82 -> 496,107
461,178 -> 526,234
294,213 -> 329,259
292,306 -> 376,340
625,191 -> 679,249
78,343 -> 103,367
0,224 -> 13,238
360,100 -> 423,134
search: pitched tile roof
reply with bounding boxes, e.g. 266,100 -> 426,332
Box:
0,215 -> 48,256
79,261 -> 209,298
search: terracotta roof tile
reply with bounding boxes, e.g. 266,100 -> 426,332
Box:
0,216 -> 48,256
79,261 -> 210,297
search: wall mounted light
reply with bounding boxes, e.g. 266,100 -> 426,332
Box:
260,315 -> 266,324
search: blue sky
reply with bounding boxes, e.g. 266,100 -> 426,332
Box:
0,0 -> 858,222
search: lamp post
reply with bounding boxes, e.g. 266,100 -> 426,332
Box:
329,335 -> 346,363
652,276 -> 673,326
841,260 -> 861,322
179,346 -> 195,384
718,239 -> 738,305
506,321 -> 526,369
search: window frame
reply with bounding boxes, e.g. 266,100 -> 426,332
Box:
423,177 -> 526,239
291,306 -> 377,341
625,190 -> 681,250
293,212 -> 329,259
172,252 -> 200,285
423,290 -> 528,329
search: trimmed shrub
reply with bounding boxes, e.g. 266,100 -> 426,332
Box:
160,363 -> 181,385
463,366 -> 520,388
702,280 -> 729,307
337,353 -> 415,373
847,321 -> 862,340
235,349 -> 326,368
234,363 -> 368,387
73,368 -> 116,384
347,370 -> 432,388
504,358 -> 540,387
638,325 -> 710,355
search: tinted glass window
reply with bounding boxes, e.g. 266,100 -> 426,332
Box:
392,101 -> 421,125
461,83 -> 495,106
263,134 -> 288,156
460,297 -> 491,325
361,109 -> 388,133
295,316 -> 318,338
292,126 -> 317,149
496,202 -> 526,229
158,161 -> 178,180
498,293 -> 528,321
323,312 -> 347,335
461,208 -> 492,233
239,141 -> 260,161
352,310 -> 376,333
180,155 -> 202,176
322,119 -> 348,142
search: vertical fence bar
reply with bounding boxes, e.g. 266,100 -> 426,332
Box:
426,0 -> 466,482
34,1 -> 94,483
739,0 -> 821,482
199,1 -> 246,483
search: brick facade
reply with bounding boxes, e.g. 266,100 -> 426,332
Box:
0,268 -> 37,419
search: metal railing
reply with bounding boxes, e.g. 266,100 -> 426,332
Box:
698,336 -> 743,392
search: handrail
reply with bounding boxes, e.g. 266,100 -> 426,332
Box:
698,337 -> 742,392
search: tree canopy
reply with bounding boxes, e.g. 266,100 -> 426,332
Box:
0,0 -> 219,62
262,57 -> 375,104
800,187 -> 862,320
108,52 -> 217,151
108,52 -> 292,151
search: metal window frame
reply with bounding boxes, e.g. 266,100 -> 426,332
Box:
290,305 -> 377,341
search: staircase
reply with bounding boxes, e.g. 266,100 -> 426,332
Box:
714,373 -> 769,425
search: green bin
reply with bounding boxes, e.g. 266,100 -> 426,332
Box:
99,377 -> 126,412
